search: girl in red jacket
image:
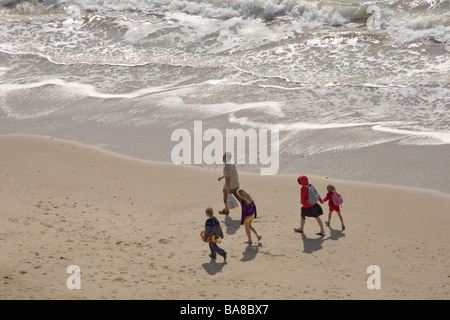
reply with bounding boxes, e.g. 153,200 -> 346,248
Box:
321,184 -> 345,230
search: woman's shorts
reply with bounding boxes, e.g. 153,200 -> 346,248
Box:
301,203 -> 323,219
244,214 -> 255,224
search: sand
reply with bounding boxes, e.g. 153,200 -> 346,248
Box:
1,134 -> 449,300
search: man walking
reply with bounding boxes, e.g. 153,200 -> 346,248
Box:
218,152 -> 240,215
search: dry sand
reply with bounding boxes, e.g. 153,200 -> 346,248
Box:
1,134 -> 449,300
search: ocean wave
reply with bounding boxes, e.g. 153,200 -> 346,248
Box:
0,67 -> 10,77
229,114 -> 450,145
373,125 -> 450,144
389,0 -> 449,11
0,0 -> 448,86
1,0 -> 448,50
2,0 -> 449,24
0,78 -> 200,99
229,113 -> 405,130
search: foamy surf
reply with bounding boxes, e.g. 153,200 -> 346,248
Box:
0,0 -> 449,189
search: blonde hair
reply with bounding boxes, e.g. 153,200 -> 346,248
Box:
205,207 -> 214,216
327,184 -> 336,192
237,189 -> 253,204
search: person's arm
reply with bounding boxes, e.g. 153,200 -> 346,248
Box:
203,223 -> 212,242
321,193 -> 329,204
218,175 -> 224,181
222,165 -> 231,192
217,223 -> 224,239
300,187 -> 307,205
225,176 -> 231,193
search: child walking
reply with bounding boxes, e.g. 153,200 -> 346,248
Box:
237,189 -> 262,244
321,184 -> 345,230
203,207 -> 227,261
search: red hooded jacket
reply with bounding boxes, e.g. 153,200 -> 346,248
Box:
298,175 -> 322,208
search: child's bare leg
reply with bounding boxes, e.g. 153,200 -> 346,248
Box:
337,211 -> 345,229
249,223 -> 259,239
337,212 -> 344,224
327,211 -> 332,225
244,223 -> 252,243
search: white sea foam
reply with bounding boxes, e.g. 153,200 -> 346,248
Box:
0,79 -> 200,99
372,125 -> 450,145
230,114 -> 450,145
229,113 -> 405,131
0,67 -> 10,77
0,0 -> 448,158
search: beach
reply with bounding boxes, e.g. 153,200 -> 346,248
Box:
1,134 -> 449,300
1,0 -> 449,301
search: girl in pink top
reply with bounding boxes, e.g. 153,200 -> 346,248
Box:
321,184 -> 345,230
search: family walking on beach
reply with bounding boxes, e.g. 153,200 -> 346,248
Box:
203,152 -> 344,261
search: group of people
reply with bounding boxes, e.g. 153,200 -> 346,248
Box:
202,152 -> 345,262
203,152 -> 261,261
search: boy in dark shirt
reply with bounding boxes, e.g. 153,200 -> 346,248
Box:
203,207 -> 226,261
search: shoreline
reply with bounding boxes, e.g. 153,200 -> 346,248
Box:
1,134 -> 449,299
4,131 -> 449,195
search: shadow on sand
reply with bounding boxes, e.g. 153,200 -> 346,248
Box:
202,259 -> 227,275
240,243 -> 262,262
202,242 -> 262,275
299,225 -> 345,254
223,214 -> 241,236
326,225 -> 346,241
300,232 -> 326,254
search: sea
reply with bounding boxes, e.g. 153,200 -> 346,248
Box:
1,0 -> 449,192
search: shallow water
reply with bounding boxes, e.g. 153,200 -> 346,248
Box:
1,0 -> 449,191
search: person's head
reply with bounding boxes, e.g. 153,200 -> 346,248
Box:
223,152 -> 232,163
297,175 -> 309,186
327,184 -> 336,193
205,207 -> 214,217
237,189 -> 253,204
